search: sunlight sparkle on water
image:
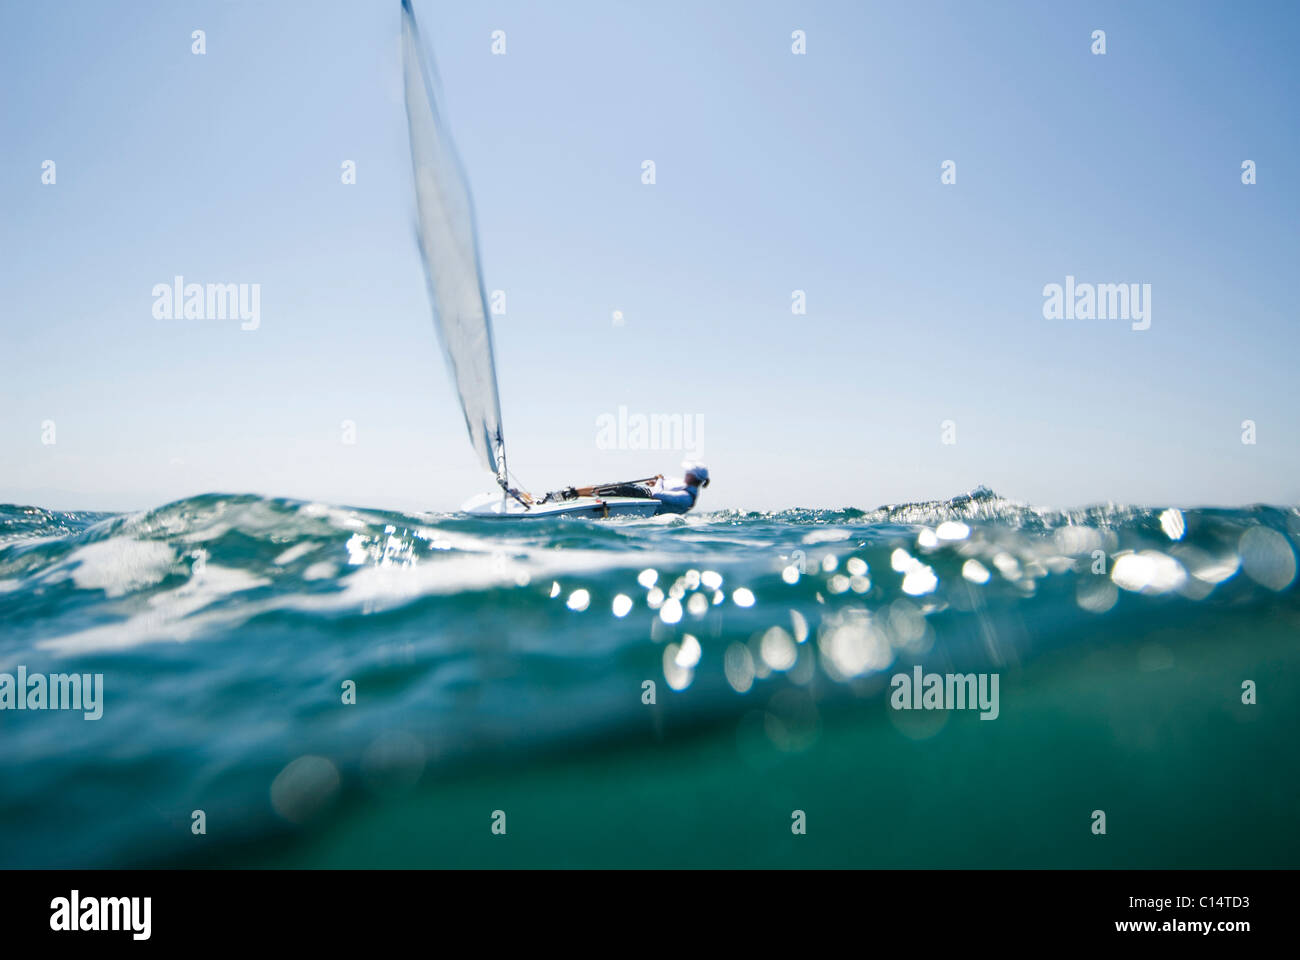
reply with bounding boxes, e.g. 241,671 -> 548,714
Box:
676,634 -> 702,668
962,559 -> 991,584
662,644 -> 694,691
891,549 -> 939,596
760,626 -> 797,671
1238,526 -> 1297,591
724,643 -> 755,693
790,609 -> 809,643
1111,551 -> 1186,595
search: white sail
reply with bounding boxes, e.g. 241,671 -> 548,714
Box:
400,0 -> 506,481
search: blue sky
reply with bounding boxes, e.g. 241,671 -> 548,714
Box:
2,0 -> 1297,513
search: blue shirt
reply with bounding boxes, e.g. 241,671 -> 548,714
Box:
649,477 -> 699,514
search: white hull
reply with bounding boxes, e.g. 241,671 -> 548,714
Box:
461,493 -> 661,519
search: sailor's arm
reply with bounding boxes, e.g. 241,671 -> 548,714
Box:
573,475 -> 663,497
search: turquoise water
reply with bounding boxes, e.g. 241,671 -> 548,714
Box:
1,489 -> 1297,867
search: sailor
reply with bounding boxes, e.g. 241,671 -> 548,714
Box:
555,464 -> 711,514
647,464 -> 710,515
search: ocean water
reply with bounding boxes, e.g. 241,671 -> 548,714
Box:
1,488 -> 1297,868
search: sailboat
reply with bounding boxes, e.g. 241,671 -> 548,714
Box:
400,0 -> 660,519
